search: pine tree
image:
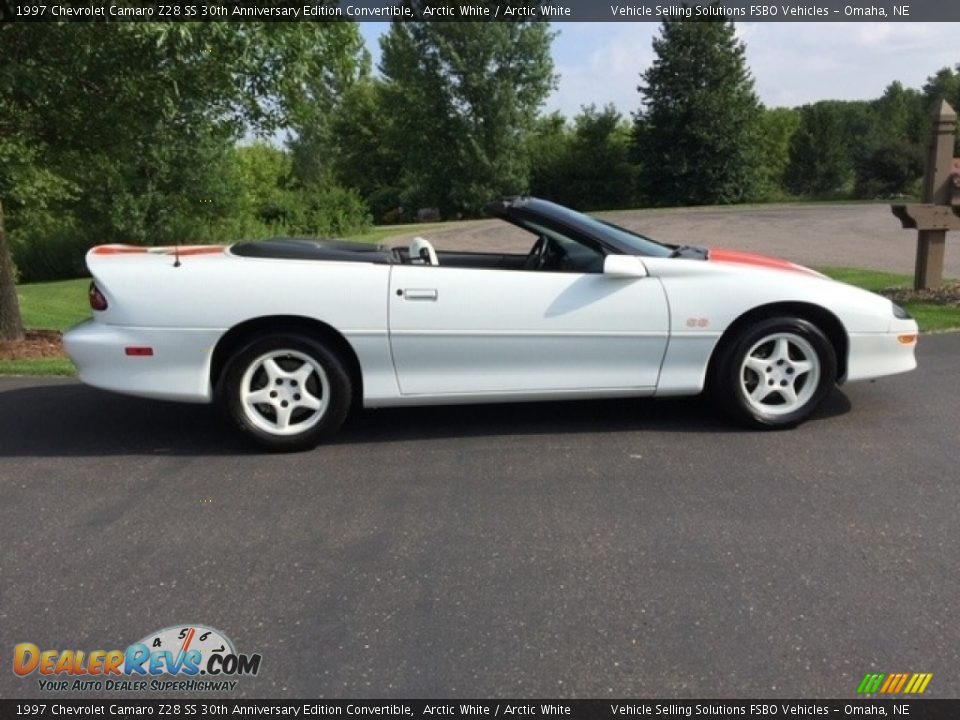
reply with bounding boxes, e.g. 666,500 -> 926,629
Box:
634,15 -> 763,206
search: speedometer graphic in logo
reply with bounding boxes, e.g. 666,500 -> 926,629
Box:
135,625 -> 235,672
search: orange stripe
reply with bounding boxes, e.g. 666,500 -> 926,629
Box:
92,245 -> 223,256
180,627 -> 196,653
92,246 -> 149,255
708,248 -> 818,276
893,673 -> 909,693
879,674 -> 897,693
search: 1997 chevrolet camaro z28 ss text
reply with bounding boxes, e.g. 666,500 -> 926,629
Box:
64,198 -> 918,451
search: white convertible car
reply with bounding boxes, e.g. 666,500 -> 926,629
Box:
64,197 -> 918,450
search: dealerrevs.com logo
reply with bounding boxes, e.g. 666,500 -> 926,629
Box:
13,625 -> 262,692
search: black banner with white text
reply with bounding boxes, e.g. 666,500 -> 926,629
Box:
3,699 -> 960,719
3,0 -> 960,23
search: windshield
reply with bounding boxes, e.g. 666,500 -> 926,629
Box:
594,219 -> 674,257
535,202 -> 673,258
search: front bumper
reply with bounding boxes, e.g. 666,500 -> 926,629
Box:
844,318 -> 919,383
63,320 -> 224,403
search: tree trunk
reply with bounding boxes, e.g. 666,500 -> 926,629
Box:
0,199 -> 26,343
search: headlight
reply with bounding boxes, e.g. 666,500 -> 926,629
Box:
891,302 -> 911,319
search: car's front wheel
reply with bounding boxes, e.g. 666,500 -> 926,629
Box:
219,333 -> 352,451
713,317 -> 837,429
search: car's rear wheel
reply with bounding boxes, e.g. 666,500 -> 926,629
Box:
219,333 -> 351,451
713,317 -> 837,429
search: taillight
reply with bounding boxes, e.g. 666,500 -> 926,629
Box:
89,282 -> 108,311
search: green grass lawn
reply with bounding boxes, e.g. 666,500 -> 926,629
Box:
0,278 -> 89,376
817,267 -> 960,333
1,267 -> 957,377
17,277 -> 92,331
0,357 -> 76,376
816,267 -> 911,291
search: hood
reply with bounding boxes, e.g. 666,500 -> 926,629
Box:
708,248 -> 825,278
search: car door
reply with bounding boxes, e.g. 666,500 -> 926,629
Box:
387,262 -> 670,396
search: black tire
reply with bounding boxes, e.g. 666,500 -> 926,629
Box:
218,333 -> 352,451
712,316 -> 837,429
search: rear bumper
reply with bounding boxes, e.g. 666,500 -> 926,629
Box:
63,320 -> 224,403
844,318 -> 919,383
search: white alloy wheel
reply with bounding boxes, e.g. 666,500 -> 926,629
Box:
739,332 -> 821,417
239,349 -> 331,436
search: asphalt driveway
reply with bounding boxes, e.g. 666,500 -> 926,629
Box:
1,333 -> 957,699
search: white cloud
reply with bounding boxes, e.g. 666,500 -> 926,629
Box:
742,22 -> 960,107
547,23 -> 657,119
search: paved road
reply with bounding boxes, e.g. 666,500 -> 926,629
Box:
385,203 -> 960,278
1,334 -> 957,699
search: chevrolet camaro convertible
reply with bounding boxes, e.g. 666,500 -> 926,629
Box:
64,198 -> 919,450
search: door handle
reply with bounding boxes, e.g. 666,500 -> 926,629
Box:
402,288 -> 438,301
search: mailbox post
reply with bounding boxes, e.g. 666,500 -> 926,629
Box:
891,100 -> 960,290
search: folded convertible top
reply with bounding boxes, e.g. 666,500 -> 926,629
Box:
231,238 -> 395,264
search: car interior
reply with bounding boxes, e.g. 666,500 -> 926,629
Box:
232,220 -> 607,274
396,221 -> 606,274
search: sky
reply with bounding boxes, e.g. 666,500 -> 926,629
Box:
359,22 -> 960,118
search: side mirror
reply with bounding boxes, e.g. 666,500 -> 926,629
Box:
603,254 -> 648,278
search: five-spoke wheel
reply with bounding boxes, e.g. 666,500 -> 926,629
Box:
220,333 -> 351,451
240,350 -> 330,436
714,317 -> 836,428
740,333 -> 820,417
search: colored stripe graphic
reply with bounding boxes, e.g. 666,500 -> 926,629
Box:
858,672 -> 932,694
879,674 -> 898,693
904,673 -> 933,694
857,673 -> 885,694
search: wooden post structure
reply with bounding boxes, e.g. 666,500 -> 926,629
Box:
891,100 -> 960,290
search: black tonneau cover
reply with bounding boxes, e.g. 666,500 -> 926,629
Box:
231,238 -> 395,264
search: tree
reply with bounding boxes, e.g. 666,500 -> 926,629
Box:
567,105 -> 637,209
755,107 -> 800,200
785,101 -> 869,197
0,201 -> 23,342
330,80 -> 405,222
527,112 -> 573,205
853,83 -> 926,198
923,66 -> 960,110
282,29 -> 371,186
528,105 -> 637,210
379,21 -> 556,216
0,23 -> 368,335
855,141 -> 924,198
227,143 -> 304,233
923,65 -> 960,155
634,15 -> 763,206
871,81 -> 926,145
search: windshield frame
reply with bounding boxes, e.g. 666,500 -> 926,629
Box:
487,198 -> 674,259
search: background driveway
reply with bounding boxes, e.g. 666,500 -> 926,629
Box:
386,202 -> 960,278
